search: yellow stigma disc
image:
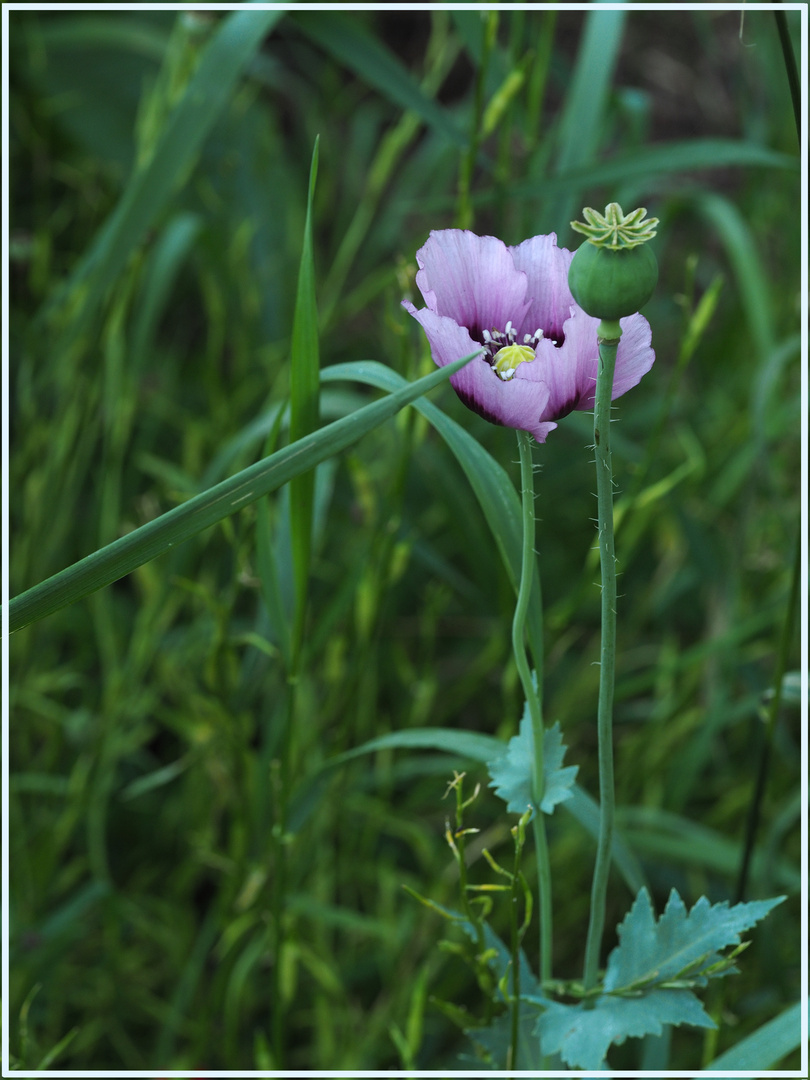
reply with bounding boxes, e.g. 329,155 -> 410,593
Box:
492,344 -> 536,381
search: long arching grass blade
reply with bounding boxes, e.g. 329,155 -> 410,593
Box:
8,354 -> 475,633
489,139 -> 798,207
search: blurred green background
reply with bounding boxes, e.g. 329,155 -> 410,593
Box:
8,6 -> 801,1071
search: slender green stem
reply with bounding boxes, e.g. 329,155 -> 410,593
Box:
737,524 -> 801,903
512,429 -> 552,990
774,9 -> 800,144
582,326 -> 620,994
506,815 -> 527,1070
270,672 -> 297,1067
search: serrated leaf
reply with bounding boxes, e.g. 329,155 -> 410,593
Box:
528,887 -> 786,1069
533,988 -> 715,1070
488,716 -> 578,817
604,887 -> 786,992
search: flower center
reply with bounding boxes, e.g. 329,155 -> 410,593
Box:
481,321 -> 544,381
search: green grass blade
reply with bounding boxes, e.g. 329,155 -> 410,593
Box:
289,138 -> 321,662
615,806 -> 801,892
256,408 -> 292,666
692,191 -> 775,363
130,211 -> 202,371
499,139 -> 798,206
7,354 -> 476,634
321,360 -> 544,674
41,9 -> 282,340
36,13 -> 170,60
291,11 -> 467,149
330,726 -> 505,766
697,1000 -> 801,1074
544,8 -> 625,233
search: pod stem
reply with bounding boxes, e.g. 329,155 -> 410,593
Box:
582,326 -> 621,994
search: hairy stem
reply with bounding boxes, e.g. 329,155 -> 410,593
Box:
512,429 -> 552,988
582,326 -> 620,994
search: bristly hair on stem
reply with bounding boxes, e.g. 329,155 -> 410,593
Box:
582,331 -> 621,996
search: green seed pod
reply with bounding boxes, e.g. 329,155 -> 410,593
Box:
568,241 -> 658,320
568,202 -> 659,321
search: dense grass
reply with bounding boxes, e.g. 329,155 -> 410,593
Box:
7,7 -> 802,1072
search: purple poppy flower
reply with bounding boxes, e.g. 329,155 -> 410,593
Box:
402,229 -> 654,443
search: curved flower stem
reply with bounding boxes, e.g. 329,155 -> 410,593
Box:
512,429 -> 552,990
582,323 -> 621,995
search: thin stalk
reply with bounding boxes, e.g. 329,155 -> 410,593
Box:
512,429 -> 552,988
774,8 -> 800,143
735,524 -> 800,903
582,326 -> 620,994
505,809 -> 532,1070
269,673 -> 297,1067
506,823 -> 522,1070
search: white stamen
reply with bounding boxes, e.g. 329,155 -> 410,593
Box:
505,320 -> 513,336
482,329 -> 492,342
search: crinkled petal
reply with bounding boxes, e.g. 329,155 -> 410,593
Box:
531,309 -> 597,420
401,300 -> 479,369
610,312 -> 655,404
528,309 -> 655,420
413,230 -> 531,337
402,300 -> 555,442
508,233 -> 576,344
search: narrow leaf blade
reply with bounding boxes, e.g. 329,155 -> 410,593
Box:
8,354 -> 475,632
697,1000 -> 802,1073
289,137 -> 321,659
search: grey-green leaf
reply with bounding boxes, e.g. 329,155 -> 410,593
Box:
488,718 -> 578,817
